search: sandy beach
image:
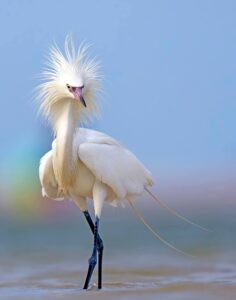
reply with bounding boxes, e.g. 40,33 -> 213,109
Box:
0,204 -> 235,300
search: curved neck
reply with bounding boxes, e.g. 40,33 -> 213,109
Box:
52,99 -> 79,133
52,99 -> 79,191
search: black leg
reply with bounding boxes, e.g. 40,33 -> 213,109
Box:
97,238 -> 103,289
83,211 -> 103,289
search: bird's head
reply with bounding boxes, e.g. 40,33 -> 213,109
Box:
37,35 -> 102,125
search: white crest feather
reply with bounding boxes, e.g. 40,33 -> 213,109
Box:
37,34 -> 102,128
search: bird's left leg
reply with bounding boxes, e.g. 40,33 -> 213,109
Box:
83,180 -> 106,290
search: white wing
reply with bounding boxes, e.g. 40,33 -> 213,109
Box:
77,128 -> 154,199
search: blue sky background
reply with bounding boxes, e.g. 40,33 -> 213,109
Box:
0,0 -> 235,194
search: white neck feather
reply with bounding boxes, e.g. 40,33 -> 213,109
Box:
52,99 -> 79,192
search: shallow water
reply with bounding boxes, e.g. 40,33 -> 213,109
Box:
0,204 -> 235,299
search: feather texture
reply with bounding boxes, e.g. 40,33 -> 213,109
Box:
39,128 -> 154,204
78,129 -> 154,199
37,34 -> 102,129
37,36 -> 154,215
37,36 -> 197,275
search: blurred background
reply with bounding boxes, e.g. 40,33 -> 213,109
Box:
0,1 -> 235,299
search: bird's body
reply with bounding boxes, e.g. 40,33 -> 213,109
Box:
37,36 -> 205,290
39,124 -> 153,213
37,37 -> 154,289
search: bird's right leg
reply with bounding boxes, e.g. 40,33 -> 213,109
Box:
83,210 -> 104,289
83,215 -> 100,289
83,180 -> 106,290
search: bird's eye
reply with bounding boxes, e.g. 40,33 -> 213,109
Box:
66,84 -> 70,89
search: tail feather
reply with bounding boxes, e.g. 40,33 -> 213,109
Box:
144,187 -> 211,232
127,198 -> 194,258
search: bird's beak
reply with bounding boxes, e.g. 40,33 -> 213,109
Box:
72,87 -> 87,107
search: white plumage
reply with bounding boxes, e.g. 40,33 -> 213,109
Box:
37,35 -> 207,289
40,128 -> 153,208
40,126 -> 154,214
38,36 -> 154,289
79,129 -> 153,198
38,36 -> 153,218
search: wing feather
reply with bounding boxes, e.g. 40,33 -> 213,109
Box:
78,129 -> 153,198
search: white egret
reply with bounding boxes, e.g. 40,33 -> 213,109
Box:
38,36 -> 207,290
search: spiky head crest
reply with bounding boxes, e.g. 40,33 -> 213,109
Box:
37,35 -> 102,126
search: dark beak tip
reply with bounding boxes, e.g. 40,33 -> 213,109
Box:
80,96 -> 87,108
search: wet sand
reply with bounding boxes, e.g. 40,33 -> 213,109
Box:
1,256 -> 235,300
0,204 -> 235,299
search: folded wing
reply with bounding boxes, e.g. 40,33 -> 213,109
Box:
78,129 -> 153,199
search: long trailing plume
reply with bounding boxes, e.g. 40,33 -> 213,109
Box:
144,187 -> 211,232
127,198 -> 194,258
